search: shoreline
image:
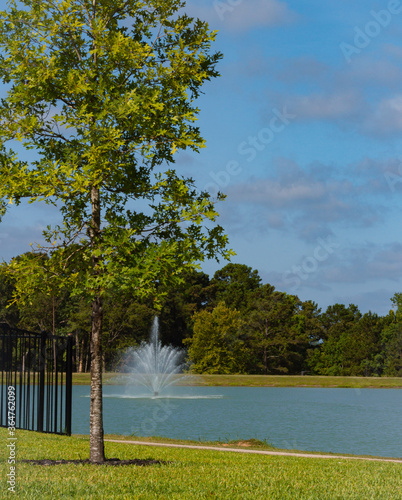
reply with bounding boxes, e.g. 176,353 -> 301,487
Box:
72,373 -> 402,389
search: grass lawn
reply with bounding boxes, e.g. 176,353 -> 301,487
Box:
1,429 -> 401,499
72,372 -> 402,388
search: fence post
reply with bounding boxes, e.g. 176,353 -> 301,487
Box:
65,334 -> 73,436
37,331 -> 47,433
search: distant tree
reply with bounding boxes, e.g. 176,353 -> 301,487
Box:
211,263 -> 261,310
6,252 -> 74,335
65,297 -> 92,373
296,301 -> 324,344
294,300 -> 324,373
0,262 -> 19,327
159,269 -> 213,347
381,323 -> 402,376
102,296 -> 155,371
348,312 -> 385,376
308,304 -> 363,375
185,302 -> 248,374
319,303 -> 362,341
380,294 -> 402,376
244,285 -> 307,374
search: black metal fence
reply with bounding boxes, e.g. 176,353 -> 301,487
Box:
0,324 -> 73,435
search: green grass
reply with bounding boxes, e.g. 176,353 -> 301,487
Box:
1,429 -> 401,499
8,373 -> 401,389
72,373 -> 402,388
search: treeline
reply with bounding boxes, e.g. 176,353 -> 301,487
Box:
0,258 -> 401,376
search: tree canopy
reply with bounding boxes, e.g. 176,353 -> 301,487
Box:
185,302 -> 248,374
0,0 -> 231,300
212,263 -> 261,310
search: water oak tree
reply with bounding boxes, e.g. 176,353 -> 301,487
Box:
185,302 -> 248,374
0,0 -> 231,462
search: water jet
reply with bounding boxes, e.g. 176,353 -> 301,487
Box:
124,317 -> 186,397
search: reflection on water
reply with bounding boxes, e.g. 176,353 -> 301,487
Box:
72,385 -> 402,458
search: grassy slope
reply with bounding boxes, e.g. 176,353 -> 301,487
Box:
1,429 -> 401,499
72,373 -> 402,388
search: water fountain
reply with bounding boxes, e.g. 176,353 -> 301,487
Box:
124,317 -> 186,397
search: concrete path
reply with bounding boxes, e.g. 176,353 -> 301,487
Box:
105,439 -> 402,464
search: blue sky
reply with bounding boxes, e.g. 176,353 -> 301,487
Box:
2,0 -> 402,315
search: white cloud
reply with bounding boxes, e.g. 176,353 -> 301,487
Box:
324,243 -> 402,284
364,94 -> 402,135
229,178 -> 327,206
220,157 -> 393,242
265,241 -> 402,313
214,0 -> 297,32
339,58 -> 402,88
276,56 -> 329,84
259,50 -> 402,137
290,91 -> 365,120
286,88 -> 402,137
383,43 -> 402,59
335,289 -> 394,315
186,0 -> 298,33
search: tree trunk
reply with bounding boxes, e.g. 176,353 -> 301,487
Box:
89,294 -> 105,463
264,318 -> 268,375
79,336 -> 85,373
52,295 -> 56,336
75,331 -> 80,373
89,184 -> 105,463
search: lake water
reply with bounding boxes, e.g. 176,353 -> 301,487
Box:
72,385 -> 402,458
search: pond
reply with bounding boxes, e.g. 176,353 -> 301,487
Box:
72,385 -> 402,458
